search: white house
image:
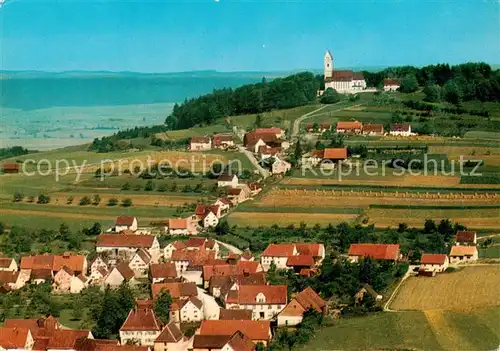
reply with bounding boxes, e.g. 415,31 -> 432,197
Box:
225,285 -> 287,320
70,274 -> 89,293
203,211 -> 219,228
163,240 -> 187,260
213,134 -> 235,149
217,173 -> 239,188
390,123 -> 412,137
104,263 -> 137,288
449,246 -> 478,264
260,244 -> 297,271
323,50 -> 366,93
153,322 -> 189,351
419,254 -> 449,273
128,249 -> 152,277
0,258 -> 18,272
168,218 -> 194,236
89,256 -> 108,274
190,136 -> 212,151
179,296 -> 204,323
0,270 -> 29,291
278,287 -> 326,327
96,234 -> 160,262
214,197 -> 232,214
114,216 -> 138,232
88,268 -> 108,285
120,305 -> 163,346
383,78 -> 400,92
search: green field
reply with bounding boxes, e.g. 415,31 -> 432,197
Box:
301,308 -> 500,351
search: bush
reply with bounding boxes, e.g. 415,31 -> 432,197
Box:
121,182 -> 131,190
157,184 -> 167,192
92,194 -> 101,206
37,194 -> 50,204
320,88 -> 341,104
144,180 -> 154,191
107,198 -> 118,206
121,199 -> 133,207
66,196 -> 74,205
79,196 -> 91,206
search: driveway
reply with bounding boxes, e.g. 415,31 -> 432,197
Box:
238,145 -> 270,179
215,239 -> 243,254
197,287 -> 221,320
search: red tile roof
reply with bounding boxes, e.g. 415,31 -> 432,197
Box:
227,285 -> 287,305
151,282 -> 198,299
120,308 -> 162,331
2,163 -> 20,171
455,231 -> 477,243
115,216 -> 136,226
0,258 -> 15,268
261,244 -> 296,257
295,244 -> 323,257
363,124 -> 384,133
258,146 -> 281,156
0,271 -> 19,284
46,330 -> 91,349
168,218 -> 188,230
199,320 -> 271,342
155,322 -> 184,343
219,308 -> 253,320
243,132 -> 278,147
96,234 -> 155,248
449,246 -> 478,257
323,148 -> 348,160
295,287 -> 326,312
348,244 -> 400,260
337,121 -> 362,130
150,263 -> 177,279
135,248 -> 151,264
383,78 -> 400,86
391,123 -> 411,132
286,255 -> 314,267
167,240 -> 187,250
254,128 -> 282,135
193,335 -> 232,349
171,248 -> 215,264
4,316 -> 60,338
227,188 -> 243,196
225,331 -> 255,351
191,136 -> 211,144
421,254 -> 448,265
0,327 -> 31,349
115,262 -> 135,281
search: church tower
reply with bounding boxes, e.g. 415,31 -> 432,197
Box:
324,50 -> 333,78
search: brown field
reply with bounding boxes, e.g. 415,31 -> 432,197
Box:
391,266 -> 500,311
284,175 -> 500,188
254,188 -> 500,209
227,212 -> 358,227
46,192 -> 204,207
424,310 -> 476,351
429,145 -> 500,166
365,208 -> 500,229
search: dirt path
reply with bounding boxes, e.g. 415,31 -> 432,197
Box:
237,146 -> 270,179
424,310 -> 475,351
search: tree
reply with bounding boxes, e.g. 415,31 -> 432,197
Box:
121,199 -> 133,207
399,74 -> 419,93
83,222 -> 102,236
37,194 -> 50,204
437,219 -> 454,241
442,80 -> 462,104
423,219 -> 437,234
320,88 -> 341,104
92,194 -> 101,206
144,180 -> 154,191
79,196 -> 91,206
157,184 -> 167,192
107,198 -> 118,206
423,84 -> 441,102
68,230 -> 84,250
170,181 -> 177,192
215,219 -> 230,235
12,192 -> 23,202
293,140 -> 303,162
397,223 -> 408,233
59,223 -> 70,241
254,114 -> 263,127
153,290 -> 173,324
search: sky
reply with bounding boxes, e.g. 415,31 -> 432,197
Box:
1,0 -> 499,72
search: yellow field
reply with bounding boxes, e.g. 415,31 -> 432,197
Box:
391,266 -> 500,311
429,145 -> 500,166
365,208 -> 500,229
227,212 -> 358,227
255,188 -> 500,209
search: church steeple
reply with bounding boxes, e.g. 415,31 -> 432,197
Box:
324,50 -> 333,78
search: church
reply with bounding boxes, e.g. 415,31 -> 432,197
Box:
323,50 -> 366,93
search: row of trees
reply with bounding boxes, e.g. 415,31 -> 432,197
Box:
166,73 -> 321,130
0,146 -> 33,161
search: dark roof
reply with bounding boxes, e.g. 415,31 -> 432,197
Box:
115,216 -> 136,226
218,173 -> 237,182
383,78 -> 400,86
155,322 -> 184,343
455,231 -> 477,243
191,136 -> 211,144
219,308 -> 253,320
391,123 -> 411,132
193,335 -> 231,349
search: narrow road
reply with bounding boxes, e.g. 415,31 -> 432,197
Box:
215,239 -> 243,254
237,145 -> 270,179
383,265 -> 414,312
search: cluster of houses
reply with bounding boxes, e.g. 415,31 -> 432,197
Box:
0,234 -> 329,350
189,134 -> 235,151
305,121 -> 413,137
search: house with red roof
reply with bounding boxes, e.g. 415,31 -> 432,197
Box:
53,266 -> 75,292
449,246 -> 478,264
120,304 -> 163,346
383,78 -> 400,92
305,123 -> 332,134
214,197 -> 233,214
128,248 -> 152,277
0,257 -> 17,272
168,218 -> 197,236
225,285 -> 287,320
336,121 -> 362,134
114,216 -> 138,232
150,263 -> 178,283
302,148 -> 348,168
186,237 -> 219,254
254,127 -> 285,139
194,204 -> 221,228
455,231 -> 477,246
244,131 -> 288,154
213,133 -> 235,149
260,243 -> 325,271
198,320 -> 272,346
4,316 -> 60,345
193,330 -> 255,351
390,123 -> 412,136
0,327 -> 34,350
419,254 -> 449,274
96,234 -> 160,262
362,123 -> 385,136
153,322 -> 189,351
89,256 -> 109,275
20,253 -> 87,276
46,329 -> 93,350
1,163 -> 20,174
227,186 -> 251,204
278,287 -> 327,326
104,263 -> 138,288
163,240 -> 187,259
190,136 -> 212,151
202,260 -> 262,288
347,244 -> 401,262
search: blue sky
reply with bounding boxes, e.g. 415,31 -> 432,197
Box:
1,0 -> 499,72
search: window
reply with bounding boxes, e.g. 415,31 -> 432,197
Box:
259,312 -> 265,319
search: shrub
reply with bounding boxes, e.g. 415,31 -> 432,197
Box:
66,196 -> 74,205
92,194 -> 101,206
107,198 -> 118,206
145,180 -> 154,191
121,199 -> 133,207
37,194 -> 50,204
79,196 -> 91,206
121,182 -> 131,190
